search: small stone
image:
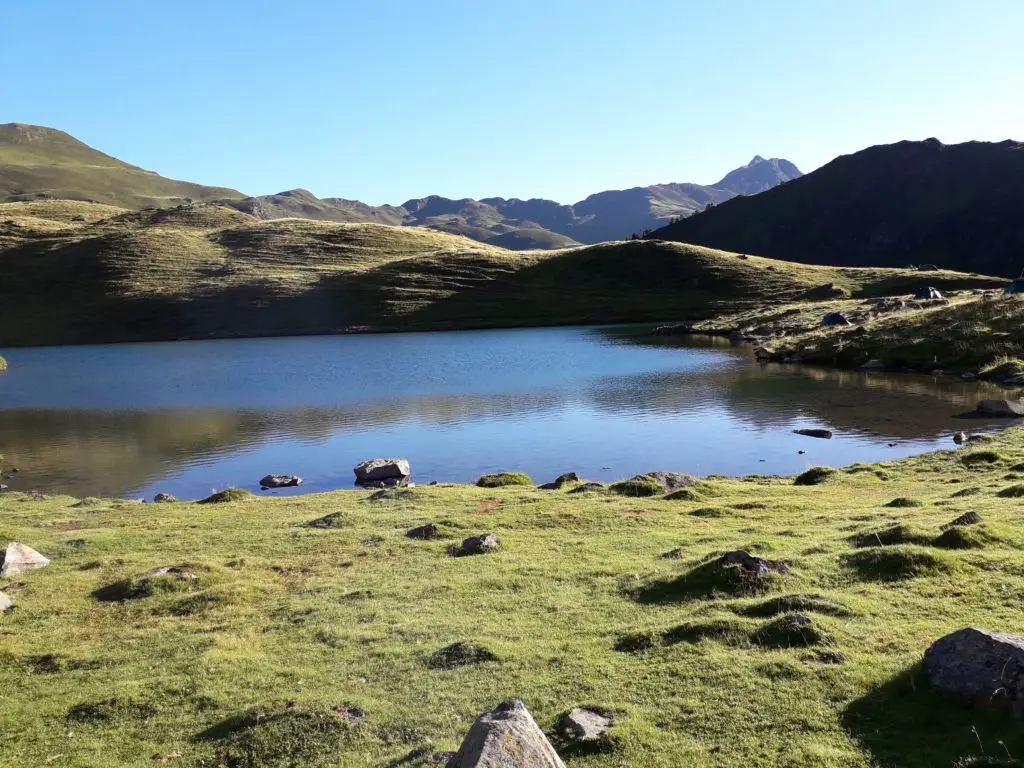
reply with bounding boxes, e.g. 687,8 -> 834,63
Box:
720,549 -> 790,576
953,432 -> 967,444
567,482 -> 604,494
431,752 -> 456,765
307,512 -> 344,529
556,707 -> 613,741
427,642 -> 499,670
153,492 -> 177,503
0,542 -> 50,578
452,534 -> 500,557
331,705 -> 366,724
0,591 -> 12,613
137,565 -> 197,583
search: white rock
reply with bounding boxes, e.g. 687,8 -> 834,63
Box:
0,542 -> 50,578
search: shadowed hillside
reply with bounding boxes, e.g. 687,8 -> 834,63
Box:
0,200 -> 1002,347
656,138 -> 1024,277
0,123 -> 244,208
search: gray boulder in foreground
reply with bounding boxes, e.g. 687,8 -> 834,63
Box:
1,542 -> 50,578
447,699 -> 566,768
925,628 -> 1024,715
977,399 -> 1024,417
354,458 -> 410,485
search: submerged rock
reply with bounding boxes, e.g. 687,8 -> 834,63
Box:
925,628 -> 1024,716
0,542 -> 50,578
447,699 -> 566,768
259,474 -> 303,489
354,458 -> 410,486
793,428 -> 833,439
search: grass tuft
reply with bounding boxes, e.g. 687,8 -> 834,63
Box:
609,477 -> 664,497
198,487 -> 255,504
840,546 -> 953,582
794,466 -> 838,486
475,472 -> 533,488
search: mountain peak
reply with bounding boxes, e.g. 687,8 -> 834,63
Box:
714,156 -> 803,196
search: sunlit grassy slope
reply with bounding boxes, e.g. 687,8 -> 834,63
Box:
4,430 -> 1024,766
0,200 -> 1003,347
0,123 -> 243,208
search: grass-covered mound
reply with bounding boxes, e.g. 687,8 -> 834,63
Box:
476,472 -> 533,488
5,430 -> 1024,766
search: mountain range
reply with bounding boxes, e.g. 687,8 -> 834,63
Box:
655,137 -> 1024,277
0,123 -> 801,248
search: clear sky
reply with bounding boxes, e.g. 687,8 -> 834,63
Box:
2,0 -> 1022,204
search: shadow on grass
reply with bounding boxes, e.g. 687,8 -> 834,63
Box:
842,664 -> 1024,768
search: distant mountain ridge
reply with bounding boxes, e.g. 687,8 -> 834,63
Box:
225,155 -> 802,247
654,138 -> 1024,277
0,122 -> 800,248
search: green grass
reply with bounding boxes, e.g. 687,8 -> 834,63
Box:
7,430 -> 1024,765
476,472 -> 533,488
0,354 -> 6,372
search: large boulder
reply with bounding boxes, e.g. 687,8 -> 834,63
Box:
452,534 -> 500,557
354,458 -> 410,487
977,400 -> 1024,417
0,542 -> 50,578
447,699 -> 566,768
259,474 -> 302,489
925,628 -> 1024,715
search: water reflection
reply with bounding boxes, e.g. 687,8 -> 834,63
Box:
0,327 -> 1012,498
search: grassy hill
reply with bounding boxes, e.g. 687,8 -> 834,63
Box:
0,123 -> 244,208
656,138 -> 1024,277
0,200 -> 1003,347
6,428 -> 1024,766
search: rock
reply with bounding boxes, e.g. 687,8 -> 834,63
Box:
354,458 -> 410,486
932,369 -> 945,376
153,492 -> 177,503
431,752 -> 456,765
953,432 -> 968,444
0,591 -> 11,612
977,399 -> 1024,417
451,534 -> 500,557
406,523 -> 440,540
720,549 -> 790,576
307,512 -> 345,529
914,286 -> 944,300
793,428 -> 833,439
567,482 -> 604,494
259,474 -> 302,489
446,699 -> 566,768
942,511 -> 982,530
962,372 -> 978,381
0,484 -> 7,492
538,472 -> 579,490
0,542 -> 50,578
556,707 -> 613,741
821,312 -> 852,327
925,628 -> 1024,716
860,359 -> 888,371
368,487 -> 415,502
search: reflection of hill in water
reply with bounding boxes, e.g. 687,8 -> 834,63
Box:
0,361 -> 1010,497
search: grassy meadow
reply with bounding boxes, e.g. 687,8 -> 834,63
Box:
4,428 -> 1024,766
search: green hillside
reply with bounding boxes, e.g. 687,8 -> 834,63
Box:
0,123 -> 244,208
0,200 -> 1003,347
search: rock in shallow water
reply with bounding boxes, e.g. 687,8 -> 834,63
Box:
259,474 -> 302,489
354,458 -> 410,486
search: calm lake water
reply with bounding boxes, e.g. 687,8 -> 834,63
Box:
0,327 -> 1011,499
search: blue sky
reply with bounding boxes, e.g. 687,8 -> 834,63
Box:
2,0 -> 1022,204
